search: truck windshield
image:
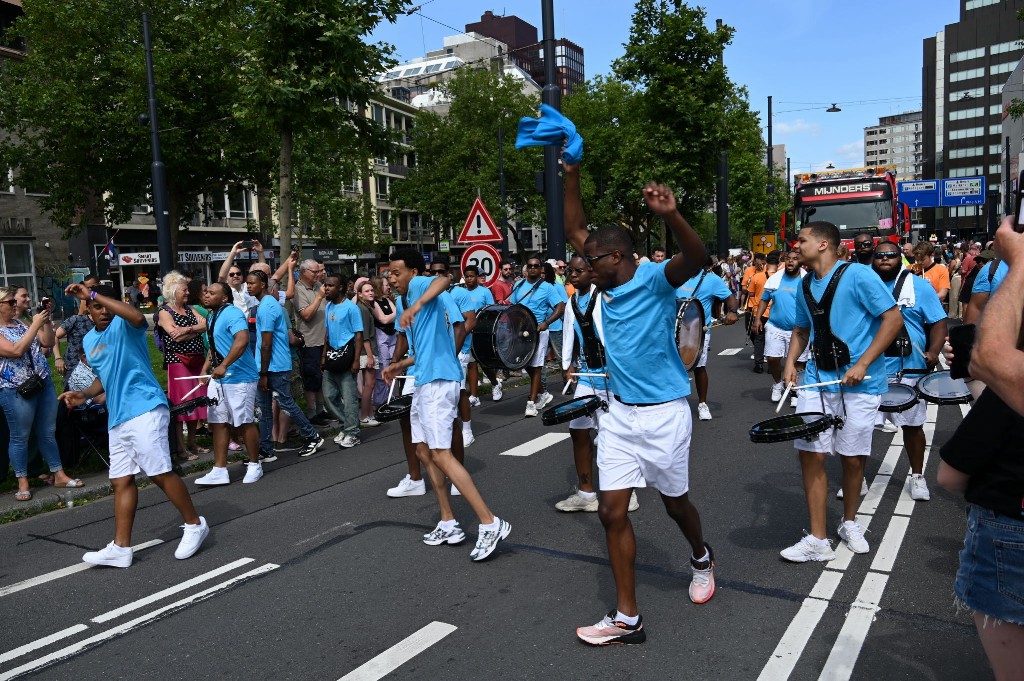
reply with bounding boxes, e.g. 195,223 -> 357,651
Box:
797,199 -> 896,238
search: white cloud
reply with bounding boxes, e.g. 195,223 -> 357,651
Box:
834,140 -> 864,163
774,118 -> 822,136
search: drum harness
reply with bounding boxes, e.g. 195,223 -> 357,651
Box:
885,269 -> 932,381
801,262 -> 853,429
677,269 -> 711,317
570,287 -> 610,412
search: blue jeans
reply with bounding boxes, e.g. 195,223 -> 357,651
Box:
955,504 -> 1024,625
257,371 -> 319,455
323,369 -> 359,437
0,383 -> 63,478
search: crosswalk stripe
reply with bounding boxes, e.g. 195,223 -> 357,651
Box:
338,621 -> 457,681
499,433 -> 570,456
718,348 -> 744,355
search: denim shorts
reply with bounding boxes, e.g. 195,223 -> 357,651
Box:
954,504 -> 1024,625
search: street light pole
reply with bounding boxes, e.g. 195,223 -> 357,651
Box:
498,124 -> 509,259
766,95 -> 774,232
541,0 -> 564,260
142,12 -> 174,276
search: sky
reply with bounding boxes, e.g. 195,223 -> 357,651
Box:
371,0 -> 966,178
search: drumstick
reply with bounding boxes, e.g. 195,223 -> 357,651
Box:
181,382 -> 205,401
570,372 -> 608,378
792,376 -> 872,391
386,375 -> 410,404
173,373 -> 231,381
562,379 -> 575,396
775,383 -> 794,414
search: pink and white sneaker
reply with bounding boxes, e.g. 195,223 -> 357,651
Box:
576,611 -> 646,645
689,543 -> 716,604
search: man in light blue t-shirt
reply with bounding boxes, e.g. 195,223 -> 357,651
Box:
872,241 -> 947,503
195,282 -> 263,487
248,270 -> 323,460
508,256 -> 565,416
782,221 -> 903,564
753,250 -> 807,402
459,266 -> 500,404
565,163 -> 717,646
675,258 -> 738,421
322,274 -> 363,449
384,249 -> 510,562
59,284 -> 208,569
963,257 -> 1008,326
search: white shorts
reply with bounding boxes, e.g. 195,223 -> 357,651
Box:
794,390 -> 881,457
765,322 -> 811,362
401,376 -> 416,397
108,406 -> 173,479
694,330 -> 711,369
410,379 -> 459,449
569,381 -> 603,431
596,397 -> 692,496
207,381 -> 257,427
529,329 -> 551,368
888,376 -> 927,428
458,351 -> 472,390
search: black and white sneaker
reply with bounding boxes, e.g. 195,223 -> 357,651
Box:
259,451 -> 278,464
299,437 -> 325,458
470,518 -> 511,561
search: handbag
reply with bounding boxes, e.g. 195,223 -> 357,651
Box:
324,339 -> 355,373
16,372 -> 45,399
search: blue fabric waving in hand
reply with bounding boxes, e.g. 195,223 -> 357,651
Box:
515,103 -> 584,165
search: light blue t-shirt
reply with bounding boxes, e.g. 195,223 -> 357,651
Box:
971,260 -> 1008,296
548,283 -> 569,332
396,276 -> 463,385
881,274 -> 946,376
676,271 -> 732,323
325,299 -> 362,349
600,261 -> 690,403
448,286 -> 474,354
83,316 -> 167,428
456,284 -> 494,354
571,289 -> 607,392
209,305 -> 258,384
254,295 -> 292,373
762,272 -> 804,331
793,262 -> 896,394
508,278 -> 562,327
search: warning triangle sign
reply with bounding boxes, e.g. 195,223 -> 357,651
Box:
456,197 -> 503,244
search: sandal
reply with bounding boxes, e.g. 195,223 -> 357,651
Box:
56,478 -> 84,488
15,490 -> 32,501
176,451 -> 200,462
192,445 -> 211,455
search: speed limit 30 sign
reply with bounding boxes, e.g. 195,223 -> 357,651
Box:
460,243 -> 501,287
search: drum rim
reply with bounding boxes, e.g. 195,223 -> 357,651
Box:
472,303 -> 538,372
878,381 -> 919,412
917,370 -> 973,404
541,395 -> 603,426
675,299 -> 706,371
749,411 -> 834,443
375,394 -> 414,422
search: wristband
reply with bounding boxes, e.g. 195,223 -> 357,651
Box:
90,291 -> 97,300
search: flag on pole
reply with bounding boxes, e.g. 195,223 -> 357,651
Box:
101,230 -> 119,261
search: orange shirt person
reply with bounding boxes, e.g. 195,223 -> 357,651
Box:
913,241 -> 950,304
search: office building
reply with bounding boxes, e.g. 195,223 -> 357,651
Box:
864,111 -> 923,181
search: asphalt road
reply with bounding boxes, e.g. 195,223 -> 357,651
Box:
0,322 -> 988,680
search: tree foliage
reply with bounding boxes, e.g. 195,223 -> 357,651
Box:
388,67 -> 542,255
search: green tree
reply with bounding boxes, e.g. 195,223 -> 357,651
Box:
0,0 -> 269,251
388,67 -> 542,256
235,0 -> 409,255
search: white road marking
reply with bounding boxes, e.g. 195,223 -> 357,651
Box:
718,347 -> 744,355
0,540 -> 164,599
0,563 -> 279,681
338,621 -> 457,681
499,432 -> 570,456
758,598 -> 830,681
0,625 -> 88,665
869,516 -> 910,573
818,573 -> 889,681
91,557 -> 256,623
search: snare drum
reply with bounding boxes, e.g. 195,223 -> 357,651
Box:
471,304 -> 538,371
749,412 -> 835,444
374,394 -> 413,423
879,382 -> 919,413
675,299 -> 706,371
917,370 -> 973,405
541,396 -> 604,427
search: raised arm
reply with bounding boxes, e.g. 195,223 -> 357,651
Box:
563,161 -> 589,254
217,241 -> 244,283
642,182 -> 705,288
64,283 -> 145,328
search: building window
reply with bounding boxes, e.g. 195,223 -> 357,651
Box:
949,107 -> 983,121
966,0 -> 1001,10
949,127 -> 984,140
949,88 -> 983,101
990,39 -> 1023,55
227,185 -> 254,220
989,124 -> 1001,135
949,47 -> 984,63
949,146 -> 983,159
0,241 -> 35,293
425,64 -> 441,73
950,67 -> 985,82
1,169 -> 13,193
990,144 -> 1003,155
990,164 -> 1002,174
990,85 -> 1003,96
991,61 -> 1017,76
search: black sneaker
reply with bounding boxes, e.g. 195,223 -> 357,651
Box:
752,363 -> 765,374
576,610 -> 646,646
299,436 -> 325,458
259,451 -> 278,464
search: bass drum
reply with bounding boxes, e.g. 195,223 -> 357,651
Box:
471,304 -> 538,371
675,298 -> 706,371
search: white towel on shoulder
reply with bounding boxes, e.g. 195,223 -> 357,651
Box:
896,268 -> 916,308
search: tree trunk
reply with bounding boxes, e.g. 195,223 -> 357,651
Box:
278,126 -> 294,255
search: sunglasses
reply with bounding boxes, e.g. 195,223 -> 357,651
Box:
526,263 -> 542,268
854,241 -> 874,248
228,271 -> 242,277
429,269 -> 448,275
873,252 -> 901,260
0,299 -> 15,306
567,267 -> 587,275
584,251 -> 618,266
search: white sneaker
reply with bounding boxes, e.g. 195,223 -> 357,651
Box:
333,432 -> 346,445
175,516 -> 210,560
874,421 -> 898,433
537,392 -> 554,410
195,467 -> 230,486
555,491 -> 599,512
423,521 -> 465,546
525,401 -> 539,417
387,475 -> 425,498
450,483 -> 461,496
628,491 -> 640,512
771,382 -> 784,402
492,383 -> 503,401
697,402 -> 712,421
83,541 -> 133,568
242,462 -> 263,484
468,395 -> 481,407
780,534 -> 835,562
750,354 -> 756,360
360,417 -> 381,428
836,479 -> 869,499
462,430 -> 475,447
339,434 -> 360,448
910,474 -> 930,501
470,518 -> 511,561
838,520 -> 869,554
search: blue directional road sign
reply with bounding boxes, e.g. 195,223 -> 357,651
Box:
940,177 -> 986,206
897,180 -> 941,208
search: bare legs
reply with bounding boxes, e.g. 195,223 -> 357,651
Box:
111,472 -> 199,547
798,450 -> 866,538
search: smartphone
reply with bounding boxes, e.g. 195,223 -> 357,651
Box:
240,240 -> 254,249
948,323 -> 975,380
36,297 -> 52,313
